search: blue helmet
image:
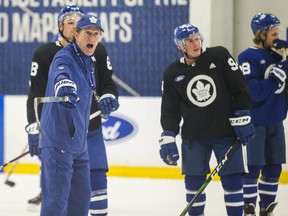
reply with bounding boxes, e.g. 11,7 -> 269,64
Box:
174,23 -> 200,47
57,5 -> 85,24
251,13 -> 280,35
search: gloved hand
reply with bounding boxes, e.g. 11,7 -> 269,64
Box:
159,130 -> 179,165
98,94 -> 119,118
273,39 -> 288,49
229,110 -> 255,145
269,60 -> 288,85
28,134 -> 41,157
54,78 -> 78,109
25,122 -> 41,157
269,66 -> 287,86
272,39 -> 288,59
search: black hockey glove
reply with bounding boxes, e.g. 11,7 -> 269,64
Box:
98,94 -> 119,119
54,78 -> 79,109
25,122 -> 41,157
229,110 -> 255,145
159,130 -> 179,166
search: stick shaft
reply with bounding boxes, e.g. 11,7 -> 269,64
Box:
5,144 -> 28,179
90,110 -> 101,120
0,151 -> 29,170
179,140 -> 240,216
34,96 -> 70,136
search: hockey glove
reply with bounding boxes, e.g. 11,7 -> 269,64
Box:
229,110 -> 255,145
269,64 -> 287,86
54,78 -> 79,109
25,122 -> 41,157
274,39 -> 288,49
159,130 -> 179,166
98,94 -> 119,118
272,39 -> 288,60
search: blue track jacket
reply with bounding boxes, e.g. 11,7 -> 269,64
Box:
40,42 -> 95,154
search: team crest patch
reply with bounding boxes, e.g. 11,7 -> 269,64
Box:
175,75 -> 185,82
187,75 -> 216,107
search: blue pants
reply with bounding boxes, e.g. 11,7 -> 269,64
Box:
87,128 -> 109,215
40,147 -> 90,216
182,136 -> 247,176
246,124 -> 286,165
87,128 -> 108,170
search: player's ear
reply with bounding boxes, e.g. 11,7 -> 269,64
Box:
58,23 -> 63,31
260,32 -> 266,40
74,31 -> 78,40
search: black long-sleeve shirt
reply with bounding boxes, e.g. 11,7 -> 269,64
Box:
161,46 -> 252,139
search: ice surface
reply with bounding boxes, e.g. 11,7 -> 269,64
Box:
0,174 -> 287,215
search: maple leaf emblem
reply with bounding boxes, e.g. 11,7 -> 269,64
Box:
89,16 -> 97,24
192,80 -> 211,101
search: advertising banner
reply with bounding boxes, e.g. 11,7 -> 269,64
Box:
0,1 -> 189,96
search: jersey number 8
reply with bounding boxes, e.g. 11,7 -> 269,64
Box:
31,62 -> 39,76
239,62 -> 251,75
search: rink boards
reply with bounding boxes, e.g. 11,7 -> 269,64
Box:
0,95 -> 287,183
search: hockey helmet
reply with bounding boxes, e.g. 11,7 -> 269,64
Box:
251,13 -> 280,35
174,23 -> 201,48
57,5 -> 85,24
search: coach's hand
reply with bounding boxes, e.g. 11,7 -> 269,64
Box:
159,130 -> 179,165
54,78 -> 79,109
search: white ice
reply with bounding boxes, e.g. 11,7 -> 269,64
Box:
0,174 -> 287,215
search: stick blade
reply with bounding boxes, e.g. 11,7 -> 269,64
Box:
5,180 -> 15,187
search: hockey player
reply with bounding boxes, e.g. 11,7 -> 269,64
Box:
159,23 -> 255,216
26,5 -> 118,216
238,13 -> 288,216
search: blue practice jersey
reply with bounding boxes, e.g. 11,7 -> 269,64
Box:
238,47 -> 288,125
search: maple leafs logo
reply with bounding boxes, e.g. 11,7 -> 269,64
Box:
192,80 -> 211,101
89,16 -> 97,24
186,75 -> 216,107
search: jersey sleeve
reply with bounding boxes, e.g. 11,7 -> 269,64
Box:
218,47 -> 253,110
95,44 -> 118,97
89,43 -> 119,132
238,50 -> 279,103
26,50 -> 49,123
160,66 -> 182,134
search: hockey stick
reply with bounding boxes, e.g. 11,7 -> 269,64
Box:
34,96 -> 70,136
90,110 -> 101,120
34,96 -> 101,132
0,151 -> 30,171
179,140 -> 241,216
112,74 -> 141,96
1,101 -> 100,172
4,144 -> 28,187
